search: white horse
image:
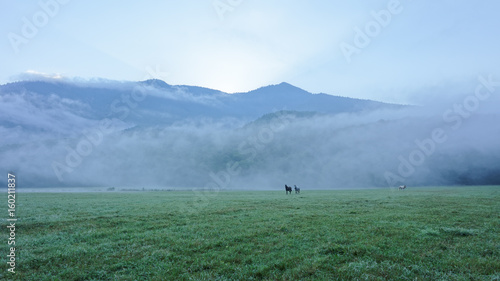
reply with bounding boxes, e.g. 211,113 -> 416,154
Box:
398,185 -> 406,190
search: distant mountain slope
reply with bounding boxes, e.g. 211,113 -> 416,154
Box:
233,82 -> 399,116
0,79 -> 403,131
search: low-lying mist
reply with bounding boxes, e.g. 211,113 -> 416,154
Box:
1,77 -> 499,190
2,106 -> 500,190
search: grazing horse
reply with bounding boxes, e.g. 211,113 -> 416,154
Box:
285,184 -> 292,194
294,185 -> 300,194
399,185 -> 406,190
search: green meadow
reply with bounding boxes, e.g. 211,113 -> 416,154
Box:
1,186 -> 499,280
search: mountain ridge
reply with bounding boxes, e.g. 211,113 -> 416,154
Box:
0,78 -> 398,102
0,78 -> 405,127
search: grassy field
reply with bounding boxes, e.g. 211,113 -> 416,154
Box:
1,186 -> 499,280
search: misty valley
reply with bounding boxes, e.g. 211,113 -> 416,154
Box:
1,77 -> 500,190
1,77 -> 499,279
4,2 -> 500,279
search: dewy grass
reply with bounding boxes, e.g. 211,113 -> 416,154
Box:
1,186 -> 499,280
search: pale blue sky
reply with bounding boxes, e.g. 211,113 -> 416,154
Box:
1,1 -> 499,103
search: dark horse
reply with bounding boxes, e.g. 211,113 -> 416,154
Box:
294,185 -> 300,194
285,184 -> 292,194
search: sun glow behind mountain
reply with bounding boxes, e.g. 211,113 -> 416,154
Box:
3,2 -> 499,104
